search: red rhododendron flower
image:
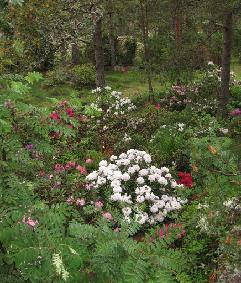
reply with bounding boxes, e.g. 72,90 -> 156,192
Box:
49,111 -> 61,122
177,171 -> 193,187
66,107 -> 74,117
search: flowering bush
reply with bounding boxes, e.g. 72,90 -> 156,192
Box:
86,149 -> 186,225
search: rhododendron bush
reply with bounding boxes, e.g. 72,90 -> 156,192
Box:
0,72 -> 241,282
86,149 -> 186,225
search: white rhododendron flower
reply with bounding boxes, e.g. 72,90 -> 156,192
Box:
86,149 -> 186,225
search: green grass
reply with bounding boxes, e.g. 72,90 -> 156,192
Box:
24,70 -> 166,107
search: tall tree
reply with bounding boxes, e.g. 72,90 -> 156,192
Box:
92,4 -> 105,87
139,0 -> 153,97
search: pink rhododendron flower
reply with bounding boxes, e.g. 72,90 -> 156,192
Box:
49,111 -> 61,122
22,216 -> 38,229
76,165 -> 87,175
66,196 -> 74,204
95,200 -> 104,209
229,108 -> 241,116
102,212 -> 113,220
155,103 -> 161,109
66,107 -> 74,117
85,159 -> 93,164
76,198 -> 85,206
39,170 -> 45,177
60,100 -> 68,106
54,164 -> 65,173
65,161 -> 76,170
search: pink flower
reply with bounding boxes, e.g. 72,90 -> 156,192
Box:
66,107 -> 74,118
155,103 -> 161,109
76,198 -> 85,206
85,158 -> 93,164
66,196 -> 74,204
22,216 -> 38,229
95,200 -> 104,209
229,108 -> 241,116
114,227 -> 120,232
60,100 -> 68,106
76,165 -> 87,175
65,161 -> 76,170
49,111 -> 61,122
39,170 -> 45,177
102,212 -> 113,220
54,163 -> 65,173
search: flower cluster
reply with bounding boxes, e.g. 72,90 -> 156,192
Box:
86,149 -> 186,225
229,108 -> 241,117
105,91 -> 136,116
160,84 -> 197,110
177,172 -> 193,188
223,198 -> 241,210
49,100 -> 88,139
54,161 -> 87,175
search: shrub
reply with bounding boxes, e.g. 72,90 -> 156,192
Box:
71,63 -> 95,87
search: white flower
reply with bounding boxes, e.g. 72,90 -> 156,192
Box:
148,175 -> 156,182
133,165 -> 140,172
111,180 -> 121,188
137,177 -> 145,185
119,153 -> 127,159
139,169 -> 149,176
158,177 -> 168,186
150,205 -> 159,213
105,86 -> 111,91
128,167 -> 136,174
110,155 -> 118,161
154,212 -> 164,223
97,177 -> 106,185
122,173 -> 130,181
113,171 -> 122,180
111,193 -> 123,201
220,128 -> 229,134
143,154 -> 151,163
136,195 -> 145,203
99,160 -> 108,167
122,207 -> 132,216
165,173 -> 172,179
113,186 -> 122,193
135,213 -> 148,224
86,171 -> 98,181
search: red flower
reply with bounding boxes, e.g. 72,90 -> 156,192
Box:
49,111 -> 61,122
177,171 -> 193,187
66,107 -> 74,118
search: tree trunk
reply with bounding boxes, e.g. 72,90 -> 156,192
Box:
218,11 -> 233,119
93,18 -> 105,87
61,41 -> 67,65
108,11 -> 116,69
71,43 -> 80,65
140,0 -> 153,99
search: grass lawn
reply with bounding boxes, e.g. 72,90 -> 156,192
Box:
25,70 -> 166,107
